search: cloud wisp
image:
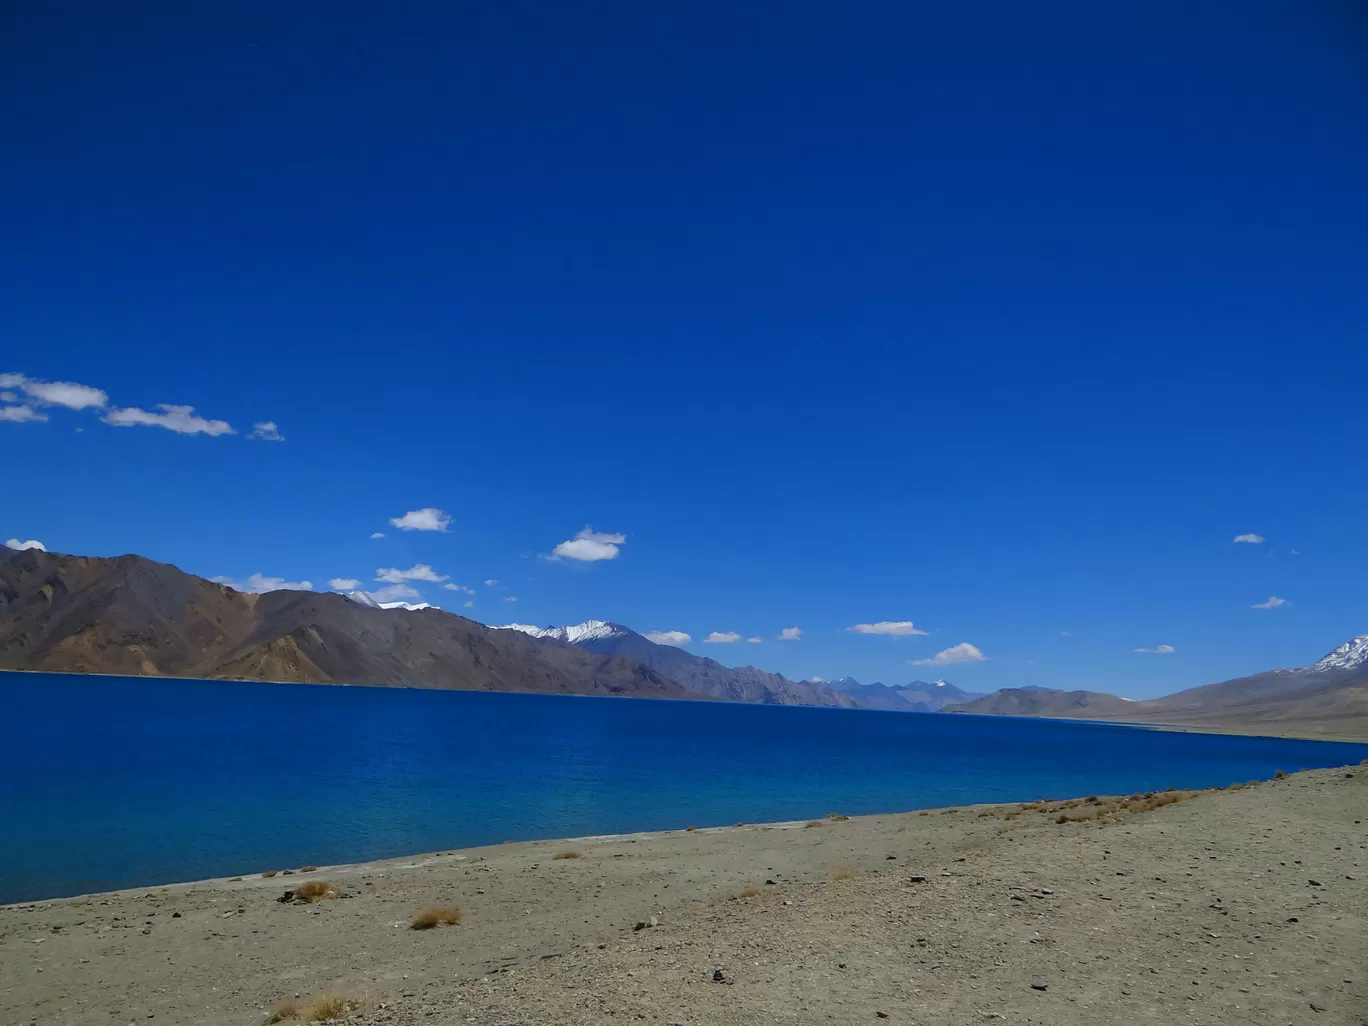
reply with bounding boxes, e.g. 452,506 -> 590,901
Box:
1133,644 -> 1176,654
389,508 -> 452,532
375,564 -> 449,584
104,404 -> 234,436
778,627 -> 802,641
551,526 -> 626,562
1251,596 -> 1286,609
328,578 -> 361,590
1233,533 -> 1265,544
211,572 -> 313,594
910,642 -> 987,666
704,631 -> 741,643
847,621 -> 929,636
249,421 -> 284,441
645,630 -> 691,646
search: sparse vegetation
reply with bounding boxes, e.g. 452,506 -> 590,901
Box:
804,820 -> 823,828
228,876 -> 243,882
265,996 -> 298,1023
829,867 -> 856,881
409,905 -> 462,930
734,885 -> 762,899
552,850 -> 583,860
1274,769 -> 1288,780
301,994 -> 358,1022
825,812 -> 849,821
292,880 -> 341,903
685,825 -> 697,832
261,870 -> 279,878
299,865 -> 318,873
917,810 -> 931,816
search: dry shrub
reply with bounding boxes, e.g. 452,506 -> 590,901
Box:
734,885 -> 762,899
265,997 -> 298,1023
1054,813 -> 1070,824
409,905 -> 462,930
943,808 -> 959,815
261,870 -> 279,879
552,851 -> 582,860
977,809 -> 995,817
829,867 -> 856,881
301,994 -> 358,1022
1228,782 -> 1245,790
299,865 -> 318,873
685,825 -> 697,832
228,876 -> 243,882
1003,810 -> 1022,820
804,820 -> 823,828
917,810 -> 931,816
1274,769 -> 1288,780
292,880 -> 341,903
825,812 -> 850,821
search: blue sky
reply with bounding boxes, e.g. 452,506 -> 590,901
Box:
3,1 -> 1366,698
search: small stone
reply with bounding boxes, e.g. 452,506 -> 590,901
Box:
712,968 -> 733,985
1310,1001 -> 1327,1012
886,855 -> 896,860
765,879 -> 776,885
1287,917 -> 1299,923
1308,879 -> 1323,887
170,912 -> 181,918
908,875 -> 927,883
876,1013 -> 889,1019
1031,983 -> 1048,992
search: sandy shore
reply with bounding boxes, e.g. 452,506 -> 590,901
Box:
3,766 -> 1364,1026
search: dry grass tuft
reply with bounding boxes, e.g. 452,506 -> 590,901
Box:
409,905 -> 462,930
942,808 -> 959,815
228,876 -> 243,882
829,866 -> 856,881
825,812 -> 850,821
552,851 -> 582,860
261,870 -> 279,879
734,885 -> 762,899
804,820 -> 823,828
298,865 -> 318,873
685,825 -> 697,832
300,994 -> 358,1022
917,810 -> 931,816
1274,769 -> 1288,780
292,880 -> 341,903
265,996 -> 298,1023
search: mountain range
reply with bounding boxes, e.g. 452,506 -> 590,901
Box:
820,677 -> 987,712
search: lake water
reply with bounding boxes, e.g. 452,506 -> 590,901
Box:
3,671 -> 1365,904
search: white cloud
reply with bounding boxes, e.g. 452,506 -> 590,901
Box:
645,630 -> 691,646
808,676 -> 825,683
368,583 -> 421,603
1233,533 -> 1265,544
463,600 -> 474,608
5,374 -> 109,410
1289,549 -> 1300,556
104,404 -> 234,436
0,405 -> 47,422
551,526 -> 626,562
389,508 -> 452,532
911,642 -> 988,666
1060,631 -> 1071,637
846,621 -> 928,636
1133,644 -> 1176,654
5,538 -> 46,551
328,578 -> 361,590
778,627 -> 802,641
0,391 -> 15,401
443,583 -> 475,594
705,631 -> 741,643
249,421 -> 284,441
505,596 -> 518,602
484,579 -> 498,585
746,636 -> 763,644
211,573 -> 313,594
375,563 -> 449,584
370,532 -> 385,539
1251,596 -> 1286,609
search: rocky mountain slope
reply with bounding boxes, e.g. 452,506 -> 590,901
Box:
495,621 -> 859,708
946,635 -> 1368,739
826,677 -> 987,712
0,549 -> 691,700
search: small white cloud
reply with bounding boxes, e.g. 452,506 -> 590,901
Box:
645,630 -> 691,646
911,642 -> 988,666
328,578 -> 361,590
389,508 -> 452,532
1233,533 -> 1265,544
1251,596 -> 1286,609
846,621 -> 928,636
368,583 -> 421,603
746,636 -> 763,644
443,583 -> 475,594
484,579 -> 498,586
505,596 -> 518,602
463,600 -> 474,608
552,526 -> 626,562
249,421 -> 284,441
1289,549 -> 1300,556
808,676 -> 825,683
11,375 -> 108,410
778,627 -> 802,641
211,572 -> 313,594
0,405 -> 48,423
1060,631 -> 1071,637
1133,644 -> 1176,654
5,538 -> 46,551
104,404 -> 234,436
705,631 -> 741,643
370,532 -> 385,539
375,563 -> 449,584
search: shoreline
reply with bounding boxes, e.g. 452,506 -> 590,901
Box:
5,666 -> 1365,743
3,764 -> 1362,1025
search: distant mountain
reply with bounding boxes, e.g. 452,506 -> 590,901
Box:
945,634 -> 1368,739
827,676 -> 987,712
0,550 -> 692,701
495,621 -> 859,708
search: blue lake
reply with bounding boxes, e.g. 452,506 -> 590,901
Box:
2,671 -> 1365,904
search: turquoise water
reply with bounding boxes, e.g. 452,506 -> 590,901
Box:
2,671 -> 1365,904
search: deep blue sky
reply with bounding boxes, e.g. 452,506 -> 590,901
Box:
3,1 -> 1366,697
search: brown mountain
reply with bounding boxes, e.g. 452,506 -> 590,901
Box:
0,548 -> 692,700
945,636 -> 1368,740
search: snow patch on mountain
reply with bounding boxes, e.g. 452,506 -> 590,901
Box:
380,601 -> 439,611
344,590 -> 381,609
1312,634 -> 1368,672
344,590 -> 439,612
495,619 -> 631,644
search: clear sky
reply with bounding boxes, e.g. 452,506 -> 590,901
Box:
3,2 -> 1366,698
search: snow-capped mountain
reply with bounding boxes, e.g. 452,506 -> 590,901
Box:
344,590 -> 381,609
496,620 -> 631,644
1311,634 -> 1368,673
343,590 -> 438,612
